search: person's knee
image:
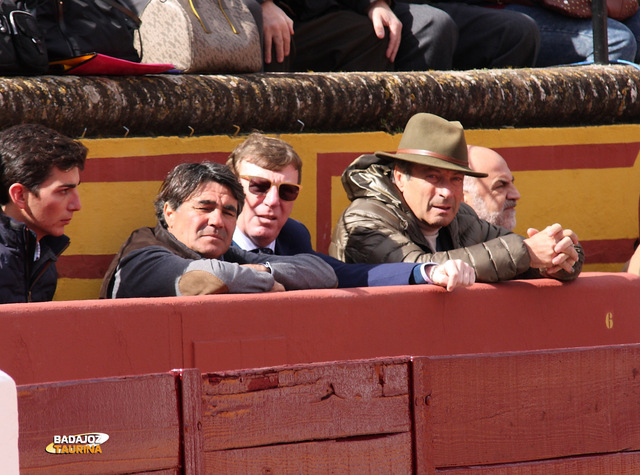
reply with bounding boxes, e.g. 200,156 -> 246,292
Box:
493,11 -> 540,66
403,4 -> 457,39
394,3 -> 458,70
429,8 -> 457,41
503,13 -> 540,50
606,21 -> 637,62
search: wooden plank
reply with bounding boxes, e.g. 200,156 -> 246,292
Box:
174,368 -> 204,475
412,356 -> 435,475
439,450 -> 640,474
205,432 -> 412,474
413,345 -> 640,468
201,358 -> 412,451
18,373 -> 181,474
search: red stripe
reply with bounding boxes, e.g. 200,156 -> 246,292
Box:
316,152 -> 364,254
82,153 -> 230,182
57,255 -> 115,279
580,238 -> 636,265
83,143 -> 640,184
494,143 -> 640,171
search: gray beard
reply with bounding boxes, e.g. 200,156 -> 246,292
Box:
471,195 -> 517,231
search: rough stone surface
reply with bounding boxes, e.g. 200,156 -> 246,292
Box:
1,65 -> 639,138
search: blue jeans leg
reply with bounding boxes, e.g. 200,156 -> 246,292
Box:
504,5 -> 637,66
622,11 -> 640,62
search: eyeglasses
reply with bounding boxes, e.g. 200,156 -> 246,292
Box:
239,175 -> 302,201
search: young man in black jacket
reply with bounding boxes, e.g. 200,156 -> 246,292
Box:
0,124 -> 86,303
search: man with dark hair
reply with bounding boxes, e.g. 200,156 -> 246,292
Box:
101,161 -> 337,299
330,113 -> 584,282
227,133 -> 476,291
0,124 -> 87,303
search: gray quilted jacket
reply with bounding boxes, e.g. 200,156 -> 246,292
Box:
329,154 -> 583,282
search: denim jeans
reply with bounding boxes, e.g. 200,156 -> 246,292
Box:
504,4 -> 640,66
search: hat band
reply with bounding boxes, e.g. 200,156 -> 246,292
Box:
396,148 -> 468,167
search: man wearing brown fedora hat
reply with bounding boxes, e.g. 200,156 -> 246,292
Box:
330,113 -> 584,282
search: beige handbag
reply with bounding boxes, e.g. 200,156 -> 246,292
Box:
137,0 -> 262,73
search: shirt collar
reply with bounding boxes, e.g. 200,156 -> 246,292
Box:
232,227 -> 276,253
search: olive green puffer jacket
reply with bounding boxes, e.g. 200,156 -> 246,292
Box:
329,154 -> 583,282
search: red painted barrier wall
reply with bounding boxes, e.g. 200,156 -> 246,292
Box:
2,272 -> 639,385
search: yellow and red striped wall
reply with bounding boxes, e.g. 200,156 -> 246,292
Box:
57,124 -> 640,300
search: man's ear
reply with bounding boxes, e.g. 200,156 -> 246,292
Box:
8,183 -> 29,210
393,166 -> 407,193
163,202 -> 175,228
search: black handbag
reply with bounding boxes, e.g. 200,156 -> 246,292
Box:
0,0 -> 48,75
25,0 -> 142,62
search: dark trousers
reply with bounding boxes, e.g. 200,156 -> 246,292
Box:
434,2 -> 540,70
246,0 -> 539,72
393,1 -> 540,70
266,10 -> 392,72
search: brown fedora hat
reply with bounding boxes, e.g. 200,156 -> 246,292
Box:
375,113 -> 488,178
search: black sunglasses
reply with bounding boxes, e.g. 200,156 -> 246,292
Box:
240,175 -> 302,201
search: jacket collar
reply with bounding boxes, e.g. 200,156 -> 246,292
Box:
0,212 -> 70,257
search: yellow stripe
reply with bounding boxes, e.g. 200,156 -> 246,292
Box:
466,123 -> 640,147
68,182 -> 159,254
513,167 -> 640,239
52,126 -> 640,300
55,278 -> 102,301
83,135 -> 247,159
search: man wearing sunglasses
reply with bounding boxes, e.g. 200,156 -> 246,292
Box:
100,161 -> 337,298
227,133 -> 475,291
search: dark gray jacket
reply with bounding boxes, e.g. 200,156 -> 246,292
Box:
0,213 -> 69,303
101,223 -> 337,298
330,154 -> 583,282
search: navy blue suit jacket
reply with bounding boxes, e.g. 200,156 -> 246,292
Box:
274,219 -> 417,288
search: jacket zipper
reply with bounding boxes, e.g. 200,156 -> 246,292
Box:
28,239 -> 70,302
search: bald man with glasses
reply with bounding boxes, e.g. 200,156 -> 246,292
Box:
227,133 -> 475,291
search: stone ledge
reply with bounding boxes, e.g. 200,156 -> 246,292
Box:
1,65 -> 639,138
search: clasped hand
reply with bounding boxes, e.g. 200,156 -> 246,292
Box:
523,223 -> 580,275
